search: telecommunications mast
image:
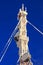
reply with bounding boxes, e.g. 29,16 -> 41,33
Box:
14,4 -> 33,65
0,4 -> 43,65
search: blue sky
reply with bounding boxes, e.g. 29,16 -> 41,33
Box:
0,0 -> 43,65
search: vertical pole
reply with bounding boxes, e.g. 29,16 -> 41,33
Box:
15,4 -> 33,65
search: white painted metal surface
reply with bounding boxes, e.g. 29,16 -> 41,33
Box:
0,4 -> 43,65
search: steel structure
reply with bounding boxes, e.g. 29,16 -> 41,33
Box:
0,4 -> 43,65
14,4 -> 33,65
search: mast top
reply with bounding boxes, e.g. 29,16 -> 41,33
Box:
22,4 -> 24,11
18,4 -> 28,19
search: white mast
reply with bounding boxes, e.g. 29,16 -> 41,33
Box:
0,4 -> 43,64
14,4 -> 33,65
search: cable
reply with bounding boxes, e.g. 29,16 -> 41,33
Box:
28,21 -> 43,35
0,37 -> 12,62
0,21 -> 20,62
0,20 -> 43,62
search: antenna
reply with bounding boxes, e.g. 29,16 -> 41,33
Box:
25,7 -> 27,12
22,4 -> 24,11
0,4 -> 43,65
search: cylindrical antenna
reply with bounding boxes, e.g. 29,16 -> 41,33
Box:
25,7 -> 27,12
22,4 -> 24,11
